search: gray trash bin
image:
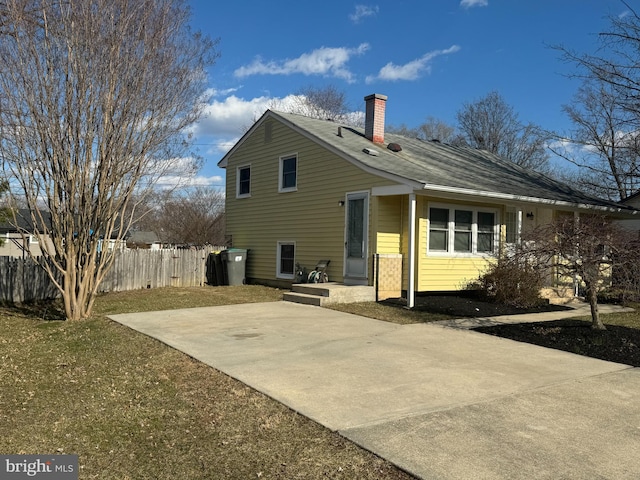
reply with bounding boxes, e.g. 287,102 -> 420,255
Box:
221,248 -> 247,285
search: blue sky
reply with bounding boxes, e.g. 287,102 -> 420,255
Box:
186,0 -> 630,188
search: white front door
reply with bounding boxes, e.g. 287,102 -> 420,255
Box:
344,192 -> 369,284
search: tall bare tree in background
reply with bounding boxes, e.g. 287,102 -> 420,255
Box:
554,3 -> 640,201
289,85 -> 350,121
457,91 -> 550,171
0,0 -> 218,320
387,117 -> 465,145
267,85 -> 363,126
549,79 -> 640,201
136,187 -> 226,246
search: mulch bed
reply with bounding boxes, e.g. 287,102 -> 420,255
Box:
383,293 -> 571,318
388,294 -> 640,367
476,320 -> 640,367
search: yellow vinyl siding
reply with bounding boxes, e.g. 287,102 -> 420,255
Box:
414,197 -> 500,291
419,257 -> 492,291
226,117 -> 582,291
225,120 -> 393,284
415,204 -> 567,291
375,196 -> 403,254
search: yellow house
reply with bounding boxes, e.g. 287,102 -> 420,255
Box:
218,94 -> 636,306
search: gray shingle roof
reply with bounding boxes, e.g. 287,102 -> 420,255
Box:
0,209 -> 52,234
223,110 -> 636,213
126,231 -> 161,245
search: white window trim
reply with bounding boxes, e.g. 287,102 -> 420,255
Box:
427,203 -> 499,257
276,240 -> 296,279
278,153 -> 298,193
29,234 -> 40,245
236,164 -> 251,198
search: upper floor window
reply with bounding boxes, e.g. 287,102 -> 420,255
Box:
428,205 -> 498,255
237,165 -> 251,198
279,154 -> 297,192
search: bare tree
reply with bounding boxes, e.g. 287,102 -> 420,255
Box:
388,117 -> 465,145
268,85 -> 363,126
521,215 -> 638,330
0,0 -> 218,320
416,116 -> 464,145
290,85 -> 350,121
554,3 -> 640,200
138,187 -> 225,246
549,79 -> 640,201
386,123 -> 420,138
457,91 -> 550,171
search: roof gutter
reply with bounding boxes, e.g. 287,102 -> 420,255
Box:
421,183 -> 639,215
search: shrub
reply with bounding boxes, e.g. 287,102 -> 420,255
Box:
474,255 -> 546,309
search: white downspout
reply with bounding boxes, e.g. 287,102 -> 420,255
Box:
408,193 -> 416,308
573,210 -> 580,297
516,209 -> 523,244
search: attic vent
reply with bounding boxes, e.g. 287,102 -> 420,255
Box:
431,139 -> 440,143
387,143 -> 402,152
363,147 -> 379,156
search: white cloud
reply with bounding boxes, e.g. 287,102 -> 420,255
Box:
181,91 -> 369,186
349,5 -> 379,23
204,86 -> 242,97
234,44 -> 370,83
191,93 -> 317,157
366,45 -> 461,83
460,0 -> 488,8
194,94 -> 272,139
156,174 -> 225,189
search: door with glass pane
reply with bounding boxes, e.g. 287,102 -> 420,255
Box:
344,192 -> 369,282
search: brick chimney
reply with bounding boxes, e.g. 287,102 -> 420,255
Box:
364,93 -> 387,143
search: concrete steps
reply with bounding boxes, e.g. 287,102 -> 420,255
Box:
283,282 -> 375,306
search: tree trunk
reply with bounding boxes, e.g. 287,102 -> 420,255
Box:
587,286 -> 606,330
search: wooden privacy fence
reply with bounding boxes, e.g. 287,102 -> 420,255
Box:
0,248 -> 210,302
0,256 -> 60,303
100,248 -> 208,292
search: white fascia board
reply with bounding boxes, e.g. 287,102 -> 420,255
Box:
421,183 -> 638,214
217,110 -> 272,169
371,185 -> 415,196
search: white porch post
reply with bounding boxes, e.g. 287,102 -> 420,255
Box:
408,193 -> 417,308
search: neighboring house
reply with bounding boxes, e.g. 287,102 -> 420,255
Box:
218,93 -> 638,306
126,231 -> 162,250
0,209 -> 128,257
0,209 -> 54,257
619,192 -> 640,231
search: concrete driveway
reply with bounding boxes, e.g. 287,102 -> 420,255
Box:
110,302 -> 640,479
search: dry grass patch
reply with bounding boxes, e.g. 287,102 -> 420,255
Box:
327,301 -> 458,325
0,286 -> 413,479
574,304 -> 640,329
